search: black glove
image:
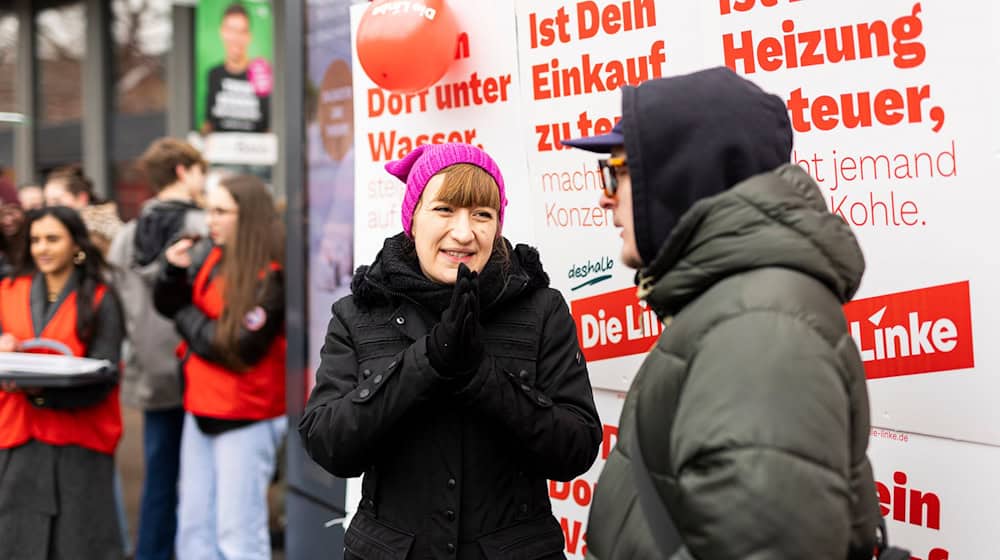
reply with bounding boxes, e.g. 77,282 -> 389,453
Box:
426,264 -> 484,376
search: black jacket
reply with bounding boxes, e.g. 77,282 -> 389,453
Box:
299,236 -> 602,560
152,241 -> 285,369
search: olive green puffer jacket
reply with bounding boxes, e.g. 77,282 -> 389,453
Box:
585,164 -> 881,560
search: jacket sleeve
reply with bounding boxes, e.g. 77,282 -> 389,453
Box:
455,291 -> 602,482
105,221 -> 132,269
32,290 -> 125,410
153,260 -> 193,319
646,312 -> 860,560
173,270 -> 285,367
297,300 -> 446,478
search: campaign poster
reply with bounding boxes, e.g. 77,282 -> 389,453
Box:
305,0 -> 356,400
331,1 -> 1000,556
350,0 -> 530,265
712,0 -> 1000,446
867,428 -> 1000,559
195,0 -> 274,134
512,0 -> 710,392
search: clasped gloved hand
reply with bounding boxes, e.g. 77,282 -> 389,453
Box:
426,263 -> 484,377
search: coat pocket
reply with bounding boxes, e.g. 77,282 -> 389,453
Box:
478,514 -> 566,560
344,512 -> 415,560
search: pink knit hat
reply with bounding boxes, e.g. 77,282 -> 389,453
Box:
384,143 -> 507,237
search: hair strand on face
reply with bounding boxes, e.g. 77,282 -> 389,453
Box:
432,164 -> 501,212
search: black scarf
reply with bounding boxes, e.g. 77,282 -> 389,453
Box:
352,233 -> 539,317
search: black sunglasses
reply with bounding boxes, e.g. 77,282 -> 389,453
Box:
597,156 -> 628,198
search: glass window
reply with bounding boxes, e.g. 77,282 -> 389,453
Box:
111,0 -> 172,220
36,2 -> 85,125
36,1 -> 85,173
0,11 -> 17,114
0,10 -> 18,175
113,0 -> 171,115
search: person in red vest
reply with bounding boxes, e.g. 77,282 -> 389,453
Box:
153,174 -> 286,559
0,206 -> 126,559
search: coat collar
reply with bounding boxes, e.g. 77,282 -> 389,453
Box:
638,164 -> 865,318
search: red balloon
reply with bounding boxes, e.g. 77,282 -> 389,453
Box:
356,0 -> 459,93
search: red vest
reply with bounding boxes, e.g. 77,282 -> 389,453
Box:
0,276 -> 122,455
180,247 -> 286,420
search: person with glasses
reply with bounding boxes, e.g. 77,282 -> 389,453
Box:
562,67 -> 881,560
299,143 -> 602,559
107,137 -> 208,560
153,175 -> 286,559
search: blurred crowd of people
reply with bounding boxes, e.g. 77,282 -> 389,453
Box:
0,138 -> 286,560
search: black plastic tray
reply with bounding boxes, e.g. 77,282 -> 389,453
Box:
0,352 -> 116,388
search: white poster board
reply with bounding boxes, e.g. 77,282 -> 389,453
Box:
351,0 -> 531,264
342,0 -> 1000,555
713,0 -> 1000,447
868,428 -> 1000,559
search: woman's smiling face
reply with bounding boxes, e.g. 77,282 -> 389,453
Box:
410,173 -> 498,285
30,215 -> 78,276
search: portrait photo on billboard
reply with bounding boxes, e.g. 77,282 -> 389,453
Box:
196,0 -> 274,134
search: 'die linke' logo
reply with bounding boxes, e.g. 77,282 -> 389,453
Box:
570,287 -> 661,362
843,281 -> 974,379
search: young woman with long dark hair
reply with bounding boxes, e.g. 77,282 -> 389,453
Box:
0,206 -> 126,559
154,174 -> 286,559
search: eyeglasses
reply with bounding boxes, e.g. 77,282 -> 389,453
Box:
598,156 -> 628,198
207,207 -> 238,218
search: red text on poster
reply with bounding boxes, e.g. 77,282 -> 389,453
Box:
570,287 -> 660,362
844,282 -> 974,379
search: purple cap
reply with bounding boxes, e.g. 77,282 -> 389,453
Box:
384,143 -> 507,237
561,120 -> 625,153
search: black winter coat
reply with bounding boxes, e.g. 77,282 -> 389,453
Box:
299,236 -> 602,560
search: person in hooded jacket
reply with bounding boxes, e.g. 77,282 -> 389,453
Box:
107,137 -> 208,560
299,143 -> 602,560
561,67 -> 881,559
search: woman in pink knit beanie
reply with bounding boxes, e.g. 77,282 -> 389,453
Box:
301,143 -> 601,559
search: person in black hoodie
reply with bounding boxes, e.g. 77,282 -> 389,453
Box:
562,67 -> 882,559
106,137 -> 207,560
299,143 -> 602,559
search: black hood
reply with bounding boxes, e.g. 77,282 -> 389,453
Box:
622,67 -> 793,265
134,199 -> 201,266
